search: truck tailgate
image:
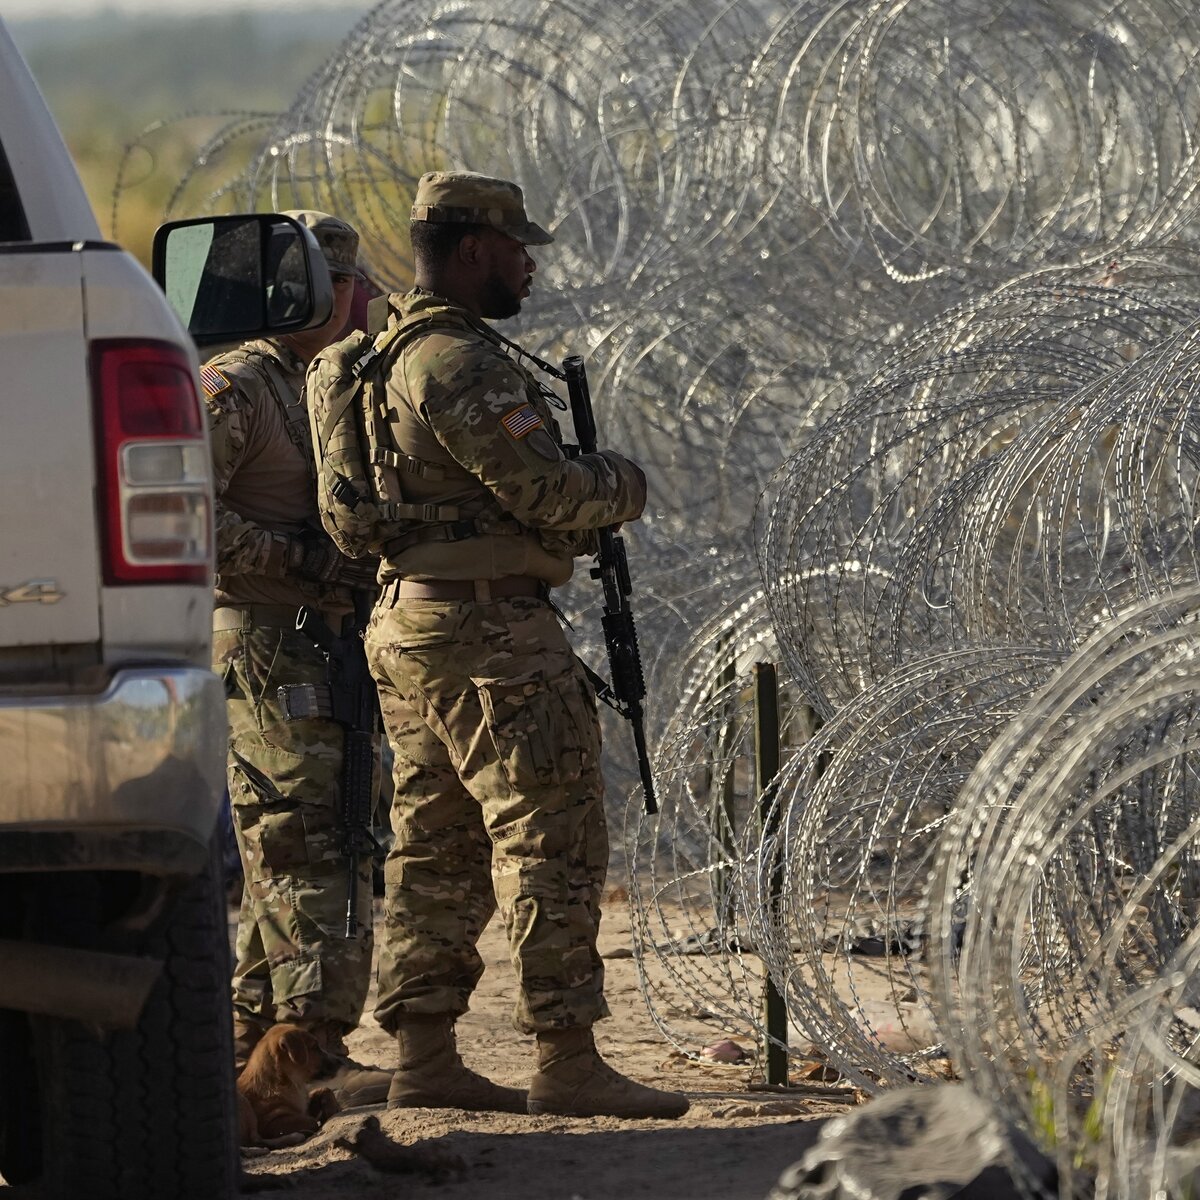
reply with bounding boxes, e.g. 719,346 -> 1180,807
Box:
0,248 -> 101,647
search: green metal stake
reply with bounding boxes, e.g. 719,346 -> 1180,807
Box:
754,661 -> 788,1086
711,638 -> 738,935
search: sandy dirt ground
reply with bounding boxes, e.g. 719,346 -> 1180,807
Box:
242,896 -> 858,1200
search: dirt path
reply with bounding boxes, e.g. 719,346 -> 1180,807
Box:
243,898 -> 855,1200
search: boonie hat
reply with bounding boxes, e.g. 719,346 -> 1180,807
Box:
281,209 -> 362,277
410,171 -> 554,246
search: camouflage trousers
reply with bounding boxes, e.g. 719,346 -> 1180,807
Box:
364,594 -> 611,1036
214,610 -> 376,1033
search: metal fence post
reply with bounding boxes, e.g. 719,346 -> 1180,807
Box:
754,661 -> 788,1085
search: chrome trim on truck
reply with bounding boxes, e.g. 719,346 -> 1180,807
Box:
0,580 -> 64,605
0,668 -> 227,866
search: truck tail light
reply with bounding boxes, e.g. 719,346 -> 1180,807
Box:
92,340 -> 211,584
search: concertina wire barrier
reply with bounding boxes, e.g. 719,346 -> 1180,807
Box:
118,2 -> 1200,1189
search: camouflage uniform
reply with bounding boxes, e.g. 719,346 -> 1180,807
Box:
204,212 -> 377,1037
364,279 -> 646,1036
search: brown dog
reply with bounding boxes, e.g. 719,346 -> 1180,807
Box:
237,1024 -> 341,1147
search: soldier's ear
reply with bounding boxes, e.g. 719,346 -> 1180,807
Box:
457,231 -> 486,269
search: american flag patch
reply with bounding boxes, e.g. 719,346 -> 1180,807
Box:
199,363 -> 231,397
500,403 -> 544,440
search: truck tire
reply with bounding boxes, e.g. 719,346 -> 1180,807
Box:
0,1007 -> 40,1184
30,844 -> 238,1200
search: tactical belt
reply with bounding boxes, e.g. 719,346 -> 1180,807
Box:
377,515 -> 524,558
213,603 -> 345,632
382,576 -> 543,604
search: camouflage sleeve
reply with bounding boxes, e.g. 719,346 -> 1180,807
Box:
201,361 -> 291,577
409,339 -> 647,532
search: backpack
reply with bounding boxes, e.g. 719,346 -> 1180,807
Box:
307,314 -> 464,559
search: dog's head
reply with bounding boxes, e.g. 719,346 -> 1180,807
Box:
258,1024 -> 331,1081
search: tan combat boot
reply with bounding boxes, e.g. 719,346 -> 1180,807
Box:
387,1017 -> 527,1113
307,1019 -> 394,1109
232,1012 -> 268,1077
528,1027 -> 690,1119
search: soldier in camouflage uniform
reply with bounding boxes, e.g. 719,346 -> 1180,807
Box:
203,210 -> 390,1101
361,171 -> 688,1119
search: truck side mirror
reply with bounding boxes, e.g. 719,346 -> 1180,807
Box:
151,213 -> 334,347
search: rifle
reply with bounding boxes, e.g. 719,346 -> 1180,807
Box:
562,354 -> 658,815
278,589 -> 382,936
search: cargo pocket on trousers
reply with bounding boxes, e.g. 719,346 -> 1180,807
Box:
240,806 -> 310,872
477,665 -> 600,791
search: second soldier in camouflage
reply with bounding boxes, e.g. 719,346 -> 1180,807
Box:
203,210 -> 390,1105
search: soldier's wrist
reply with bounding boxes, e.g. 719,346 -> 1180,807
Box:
265,532 -> 300,577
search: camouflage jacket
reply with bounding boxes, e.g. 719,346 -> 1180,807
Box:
202,338 -> 352,611
378,289 -> 647,585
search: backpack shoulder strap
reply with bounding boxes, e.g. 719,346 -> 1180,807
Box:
316,311 -> 464,450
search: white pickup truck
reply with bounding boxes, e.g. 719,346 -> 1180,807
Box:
0,19 -> 330,1199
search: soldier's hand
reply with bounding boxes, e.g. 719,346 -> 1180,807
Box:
288,531 -> 350,583
289,533 -> 380,588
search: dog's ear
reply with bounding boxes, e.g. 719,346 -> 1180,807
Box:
283,1029 -> 322,1069
279,1029 -> 310,1066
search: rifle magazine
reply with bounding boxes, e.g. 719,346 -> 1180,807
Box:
277,682 -> 333,721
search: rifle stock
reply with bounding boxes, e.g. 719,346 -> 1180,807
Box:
283,591 -> 381,936
562,355 -> 658,815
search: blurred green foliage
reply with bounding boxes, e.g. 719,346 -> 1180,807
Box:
10,8 -> 363,264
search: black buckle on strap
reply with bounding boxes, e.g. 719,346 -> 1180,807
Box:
331,474 -> 363,507
445,519 -> 480,542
